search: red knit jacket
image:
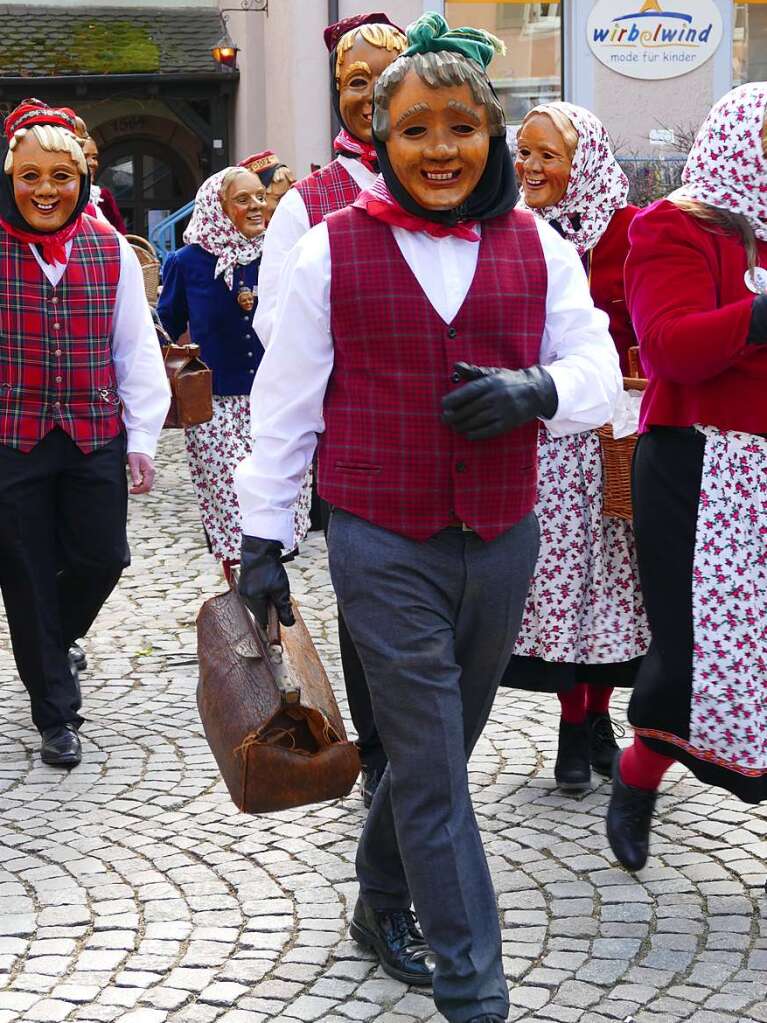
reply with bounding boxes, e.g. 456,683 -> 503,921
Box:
624,200 -> 767,435
590,205 -> 638,375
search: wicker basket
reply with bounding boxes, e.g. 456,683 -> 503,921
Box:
126,234 -> 161,306
597,348 -> 647,521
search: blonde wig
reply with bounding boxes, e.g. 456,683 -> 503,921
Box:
4,123 -> 87,176
335,23 -> 406,84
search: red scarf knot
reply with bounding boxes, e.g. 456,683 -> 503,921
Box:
353,178 -> 480,241
0,215 -> 83,265
333,130 -> 379,174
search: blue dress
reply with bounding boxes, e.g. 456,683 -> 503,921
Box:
156,242 -> 311,560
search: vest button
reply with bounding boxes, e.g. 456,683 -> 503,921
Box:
53,401 -> 61,408
54,349 -> 62,357
53,322 -> 61,330
51,296 -> 59,304
456,461 -> 466,473
55,376 -> 62,383
447,327 -> 457,338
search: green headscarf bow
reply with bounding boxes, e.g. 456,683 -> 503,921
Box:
403,12 -> 505,69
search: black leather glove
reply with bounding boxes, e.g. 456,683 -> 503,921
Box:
238,534 -> 295,628
441,362 -> 559,440
747,294 -> 767,345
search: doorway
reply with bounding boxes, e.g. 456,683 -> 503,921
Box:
98,138 -> 197,240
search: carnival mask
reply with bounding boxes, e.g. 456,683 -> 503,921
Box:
264,167 -> 295,226
221,170 -> 267,240
11,132 -> 81,232
82,138 -> 99,180
338,35 -> 400,143
515,114 -> 573,210
384,69 -> 490,211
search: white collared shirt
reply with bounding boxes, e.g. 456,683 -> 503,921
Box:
253,156 -> 377,349
234,215 -> 622,547
30,232 -> 170,457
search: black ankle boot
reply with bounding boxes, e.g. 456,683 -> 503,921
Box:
606,751 -> 657,871
554,719 -> 591,790
350,897 -> 435,986
589,711 -> 622,777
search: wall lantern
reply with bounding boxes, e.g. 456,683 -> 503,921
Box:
212,29 -> 239,68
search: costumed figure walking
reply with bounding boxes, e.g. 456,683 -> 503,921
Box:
157,167 -> 311,583
235,15 -> 621,1022
607,83 -> 767,872
238,150 -> 296,227
254,11 -> 407,808
501,102 -> 650,789
0,99 -> 169,767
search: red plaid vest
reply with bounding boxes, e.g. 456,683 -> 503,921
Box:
295,159 -> 361,228
319,207 -> 547,542
0,216 -> 123,453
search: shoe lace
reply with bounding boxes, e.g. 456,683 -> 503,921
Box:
592,715 -> 625,750
384,909 -> 424,949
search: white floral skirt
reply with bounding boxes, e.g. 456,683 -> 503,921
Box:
513,428 -> 650,665
689,426 -> 767,774
184,395 -> 311,562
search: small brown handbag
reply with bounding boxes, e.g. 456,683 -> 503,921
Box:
162,343 -> 213,429
196,581 -> 360,814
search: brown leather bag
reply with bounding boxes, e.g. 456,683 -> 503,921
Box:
196,584 -> 360,813
162,343 -> 213,429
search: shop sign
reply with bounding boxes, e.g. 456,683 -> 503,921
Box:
587,0 -> 723,80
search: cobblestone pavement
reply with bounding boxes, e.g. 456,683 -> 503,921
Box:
0,432 -> 765,1023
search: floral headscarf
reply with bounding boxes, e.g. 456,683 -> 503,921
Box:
516,101 -> 629,257
668,83 -> 767,242
183,167 -> 264,290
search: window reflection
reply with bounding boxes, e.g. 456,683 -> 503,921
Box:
734,3 -> 767,85
100,157 -> 133,201
445,2 -> 562,125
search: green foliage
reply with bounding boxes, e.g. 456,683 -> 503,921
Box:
0,20 -> 160,75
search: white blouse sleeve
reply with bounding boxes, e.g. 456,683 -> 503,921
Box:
253,188 -> 311,350
112,234 -> 170,456
536,219 -> 622,436
235,222 -> 334,547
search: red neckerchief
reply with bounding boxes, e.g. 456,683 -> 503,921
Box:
0,215 -> 83,265
353,178 -> 480,242
333,129 -> 379,174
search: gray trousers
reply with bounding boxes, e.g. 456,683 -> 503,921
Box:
327,510 -> 539,1023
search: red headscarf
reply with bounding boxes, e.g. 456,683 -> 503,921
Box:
323,12 -> 403,53
1,98 -> 87,263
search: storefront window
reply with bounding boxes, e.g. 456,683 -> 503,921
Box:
734,2 -> 767,84
445,2 -> 562,126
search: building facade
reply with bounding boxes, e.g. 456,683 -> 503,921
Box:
0,0 -> 762,232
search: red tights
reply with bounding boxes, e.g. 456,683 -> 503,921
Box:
557,683 -> 613,724
619,735 -> 675,791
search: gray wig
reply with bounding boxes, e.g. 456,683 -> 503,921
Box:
372,51 -> 505,142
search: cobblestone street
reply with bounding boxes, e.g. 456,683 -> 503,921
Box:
0,432 -> 764,1023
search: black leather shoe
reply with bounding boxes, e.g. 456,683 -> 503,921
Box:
40,724 -> 81,768
589,711 -> 623,778
606,751 -> 656,871
350,897 -> 435,986
554,719 -> 591,790
69,643 -> 87,672
360,763 -> 384,809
